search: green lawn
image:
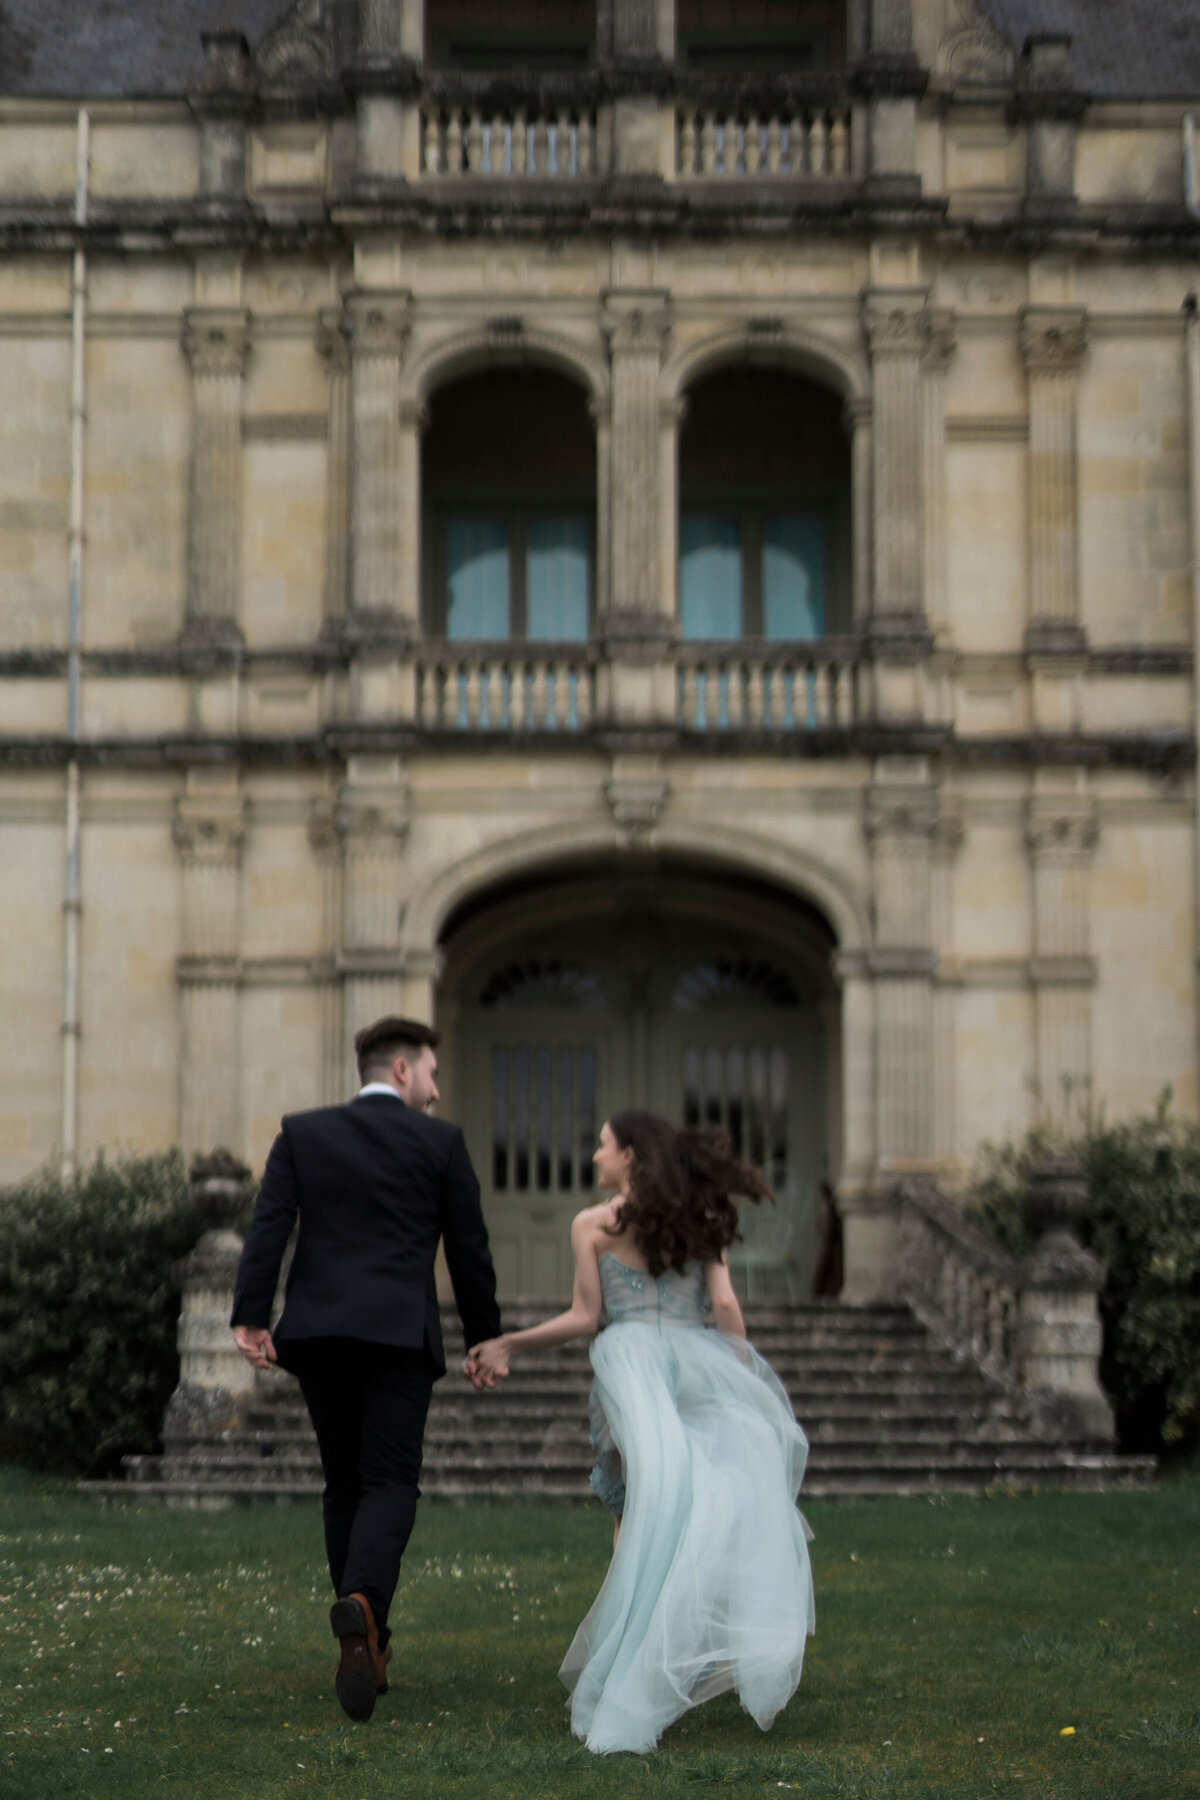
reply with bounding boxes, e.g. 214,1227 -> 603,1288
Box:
1,1467 -> 1197,1799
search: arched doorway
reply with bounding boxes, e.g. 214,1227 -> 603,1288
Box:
438,861 -> 840,1301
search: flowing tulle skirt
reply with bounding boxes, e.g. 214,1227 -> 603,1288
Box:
560,1321 -> 815,1755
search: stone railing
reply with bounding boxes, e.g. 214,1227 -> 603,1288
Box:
419,91 -> 597,178
676,103 -> 852,179
677,641 -> 859,731
415,643 -> 599,732
896,1156 -> 1115,1445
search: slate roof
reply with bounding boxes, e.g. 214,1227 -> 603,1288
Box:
0,0 -> 1197,100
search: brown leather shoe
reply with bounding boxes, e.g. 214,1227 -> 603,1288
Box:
330,1592 -> 385,1722
377,1640 -> 393,1696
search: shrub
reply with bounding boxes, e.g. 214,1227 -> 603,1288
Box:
967,1102 -> 1200,1458
0,1151 -> 209,1477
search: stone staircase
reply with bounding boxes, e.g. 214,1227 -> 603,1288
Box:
88,1300 -> 1155,1506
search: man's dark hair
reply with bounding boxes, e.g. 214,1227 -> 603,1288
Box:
354,1016 -> 440,1084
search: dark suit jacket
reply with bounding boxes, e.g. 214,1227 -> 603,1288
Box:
230,1093 -> 501,1375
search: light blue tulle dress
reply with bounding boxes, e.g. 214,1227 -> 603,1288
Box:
559,1253 -> 815,1755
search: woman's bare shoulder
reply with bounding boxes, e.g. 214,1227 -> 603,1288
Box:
571,1200 -> 619,1241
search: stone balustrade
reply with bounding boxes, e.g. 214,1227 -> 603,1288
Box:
676,104 -> 852,179
677,642 -> 859,732
415,644 -> 599,732
895,1156 -> 1116,1445
420,103 -> 597,179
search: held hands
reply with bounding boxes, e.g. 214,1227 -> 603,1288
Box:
234,1325 -> 278,1371
462,1337 -> 512,1389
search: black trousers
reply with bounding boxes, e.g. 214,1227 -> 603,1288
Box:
287,1338 -> 436,1648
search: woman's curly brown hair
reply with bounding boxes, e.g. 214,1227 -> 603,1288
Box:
605,1109 -> 774,1277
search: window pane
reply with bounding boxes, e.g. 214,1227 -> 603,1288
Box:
447,517 -> 509,639
763,514 -> 825,639
680,516 -> 742,640
527,517 -> 589,640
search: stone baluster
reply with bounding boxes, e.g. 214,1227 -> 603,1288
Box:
1026,793 -> 1098,1125
1020,306 -> 1089,655
337,759 -> 411,1042
174,775 -> 249,1158
1017,1154 -> 1114,1443
344,290 -> 414,634
162,1152 -> 256,1452
181,307 -> 251,646
316,309 -> 352,631
577,113 -> 594,175
765,117 -> 783,174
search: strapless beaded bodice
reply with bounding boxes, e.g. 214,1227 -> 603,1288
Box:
598,1254 -> 707,1329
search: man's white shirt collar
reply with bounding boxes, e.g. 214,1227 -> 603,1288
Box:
357,1083 -> 405,1101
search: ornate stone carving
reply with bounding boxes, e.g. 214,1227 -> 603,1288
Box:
315,307 -> 350,374
1025,796 -> 1099,863
254,0 -> 342,93
1019,307 -> 1089,375
172,792 -> 249,865
863,302 -> 931,360
344,291 -> 413,361
337,786 -> 411,849
922,306 -> 957,372
182,309 -> 251,380
605,770 -> 669,839
936,0 -> 1016,85
602,294 -> 672,355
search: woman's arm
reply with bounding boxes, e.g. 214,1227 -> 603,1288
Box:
469,1210 -> 604,1379
705,1256 -> 746,1338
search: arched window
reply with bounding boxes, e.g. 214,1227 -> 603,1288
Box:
678,366 -> 851,641
423,366 -> 596,641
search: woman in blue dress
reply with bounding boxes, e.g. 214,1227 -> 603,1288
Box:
468,1110 -> 815,1756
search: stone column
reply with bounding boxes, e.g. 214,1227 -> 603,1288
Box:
1014,35 -> 1083,224
337,757 -> 412,1043
345,290 -> 414,633
317,308 -> 353,630
601,291 -> 676,725
182,307 -> 251,646
844,396 -> 873,626
1027,791 -> 1098,1126
1020,306 -> 1088,654
610,0 -> 672,178
174,775 -> 248,1157
930,800 -> 964,1169
922,308 -> 956,641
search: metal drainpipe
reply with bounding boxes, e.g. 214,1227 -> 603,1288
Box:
1186,292 -> 1200,1086
61,109 -> 90,1181
1184,114 -> 1200,221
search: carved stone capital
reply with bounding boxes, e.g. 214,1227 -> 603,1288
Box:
173,792 -> 249,863
307,795 -> 342,860
337,782 -> 411,849
862,295 -> 931,360
922,306 -> 958,373
865,783 -> 941,843
1025,795 -> 1099,863
343,290 -> 413,361
316,307 -> 351,375
1019,306 -> 1089,376
182,308 -> 252,380
602,291 -> 672,357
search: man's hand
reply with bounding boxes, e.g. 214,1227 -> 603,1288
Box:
234,1325 -> 278,1371
462,1343 -> 507,1391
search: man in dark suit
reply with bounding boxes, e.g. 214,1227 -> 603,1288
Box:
231,1015 -> 500,1723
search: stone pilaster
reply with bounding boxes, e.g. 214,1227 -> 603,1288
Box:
309,796 -> 347,1103
191,32 -> 254,206
859,0 -> 926,198
865,775 -> 940,1169
603,291 -> 672,628
921,309 -> 956,639
1026,791 -> 1098,1125
182,307 -> 251,644
337,758 -> 412,1043
354,0 -> 423,184
345,290 -> 414,632
1020,306 -> 1089,654
317,309 -> 353,629
174,776 -> 248,1157
1014,35 -> 1084,223
844,396 -> 873,626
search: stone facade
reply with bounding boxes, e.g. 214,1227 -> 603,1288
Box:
1,0 -> 1199,1304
